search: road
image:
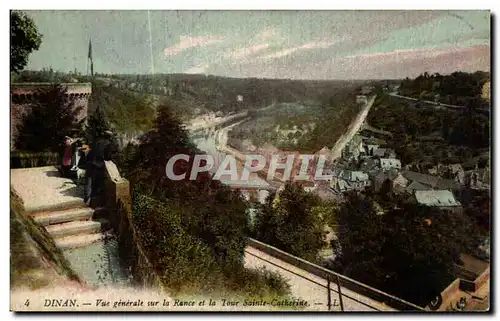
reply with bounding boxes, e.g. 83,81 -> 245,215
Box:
329,95 -> 376,162
244,245 -> 394,311
388,92 -> 489,114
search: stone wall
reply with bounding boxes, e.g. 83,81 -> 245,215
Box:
10,83 -> 92,151
103,161 -> 165,291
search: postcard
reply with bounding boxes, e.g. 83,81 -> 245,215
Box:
10,9 -> 491,312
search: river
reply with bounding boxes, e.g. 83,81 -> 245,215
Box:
190,119 -> 272,204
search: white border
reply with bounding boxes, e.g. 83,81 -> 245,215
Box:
2,1 -> 497,10
1,2 -> 497,321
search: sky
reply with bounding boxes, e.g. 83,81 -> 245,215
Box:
24,10 -> 490,80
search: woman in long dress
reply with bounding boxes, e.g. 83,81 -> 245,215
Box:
62,136 -> 73,177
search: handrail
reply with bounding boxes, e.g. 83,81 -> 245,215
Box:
244,248 -> 381,311
248,238 -> 424,311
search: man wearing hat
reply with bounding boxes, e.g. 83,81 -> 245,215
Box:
84,129 -> 118,205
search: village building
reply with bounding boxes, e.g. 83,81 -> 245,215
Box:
360,158 -> 380,174
360,85 -> 374,95
330,170 -> 371,193
342,135 -> 364,162
364,143 -> 379,156
330,177 -> 352,193
379,158 -> 402,171
413,190 -> 462,210
371,169 -> 400,192
404,181 -> 430,195
391,173 -> 410,194
465,167 -> 491,190
428,163 -> 465,185
448,164 -> 466,184
372,147 -> 397,159
359,135 -> 387,146
400,170 -> 461,192
356,95 -> 368,104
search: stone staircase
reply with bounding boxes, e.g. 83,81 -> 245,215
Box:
11,166 -> 113,250
28,205 -> 112,250
11,165 -> 133,287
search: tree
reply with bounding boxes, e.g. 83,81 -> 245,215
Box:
15,85 -> 83,152
254,182 -> 326,262
84,104 -> 111,145
123,101 -> 249,273
89,82 -> 156,135
334,192 -> 474,306
10,11 -> 42,74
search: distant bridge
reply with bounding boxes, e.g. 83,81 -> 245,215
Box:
389,93 -> 490,116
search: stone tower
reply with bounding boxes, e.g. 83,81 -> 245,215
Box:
10,82 -> 92,150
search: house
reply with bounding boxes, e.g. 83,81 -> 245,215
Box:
372,148 -> 386,158
341,170 -> 371,190
401,170 -> 461,192
448,164 -> 465,185
373,148 -> 397,159
429,163 -> 465,185
360,85 -> 374,95
379,158 -> 402,171
342,135 -> 364,162
360,158 -> 379,173
371,169 -> 401,192
359,135 -> 387,146
330,177 -> 353,193
465,167 -> 490,190
386,149 -> 397,159
334,170 -> 371,191
404,181 -> 430,195
364,144 -> 379,156
330,170 -> 371,193
341,170 -> 369,182
414,190 -> 461,209
392,173 -> 409,194
356,95 -> 368,104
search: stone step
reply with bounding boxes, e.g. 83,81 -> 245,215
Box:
56,231 -> 114,250
46,219 -> 110,239
25,199 -> 87,215
30,207 -> 94,226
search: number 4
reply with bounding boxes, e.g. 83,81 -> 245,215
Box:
24,299 -> 30,307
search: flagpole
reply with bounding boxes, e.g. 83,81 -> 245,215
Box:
147,10 -> 155,95
88,39 -> 94,80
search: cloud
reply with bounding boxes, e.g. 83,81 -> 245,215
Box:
164,35 -> 224,57
332,45 -> 490,79
205,44 -> 489,80
258,39 -> 343,60
343,48 -> 447,61
228,43 -> 271,60
184,64 -> 210,74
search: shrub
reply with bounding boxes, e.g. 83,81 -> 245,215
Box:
10,151 -> 59,168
